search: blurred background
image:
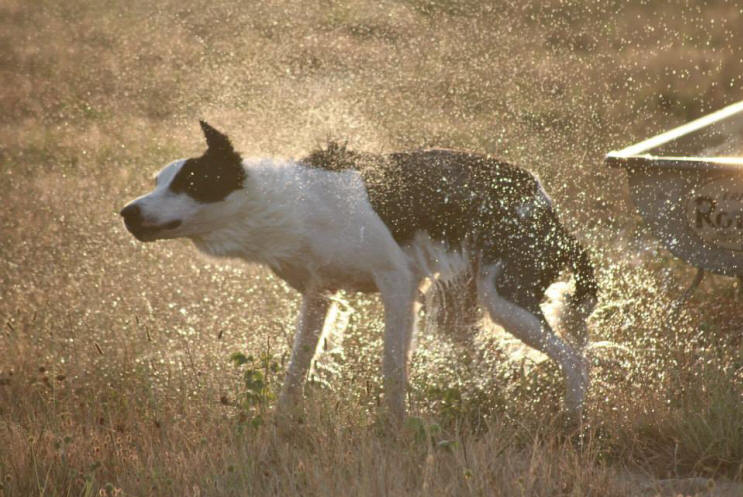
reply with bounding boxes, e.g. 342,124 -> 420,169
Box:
1,1 -> 742,495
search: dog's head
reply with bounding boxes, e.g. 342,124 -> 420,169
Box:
120,121 -> 246,242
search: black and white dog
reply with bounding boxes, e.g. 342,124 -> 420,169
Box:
121,121 -> 598,422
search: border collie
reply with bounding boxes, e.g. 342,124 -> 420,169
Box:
120,121 -> 598,422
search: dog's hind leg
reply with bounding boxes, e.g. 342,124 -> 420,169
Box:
476,262 -> 587,420
278,292 -> 331,413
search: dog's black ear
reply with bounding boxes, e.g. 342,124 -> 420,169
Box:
199,120 -> 235,154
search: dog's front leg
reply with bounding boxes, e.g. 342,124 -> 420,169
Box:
376,270 -> 417,425
277,292 -> 330,414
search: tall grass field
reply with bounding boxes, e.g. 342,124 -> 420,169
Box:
1,1 -> 742,495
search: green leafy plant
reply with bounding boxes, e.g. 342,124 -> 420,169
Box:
229,351 -> 280,429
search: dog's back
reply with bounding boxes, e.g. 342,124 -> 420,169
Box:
302,144 -> 597,315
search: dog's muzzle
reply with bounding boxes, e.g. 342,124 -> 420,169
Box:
120,204 -> 181,241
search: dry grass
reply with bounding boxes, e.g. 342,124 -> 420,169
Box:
1,0 -> 743,495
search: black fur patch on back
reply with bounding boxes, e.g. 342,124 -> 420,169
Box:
170,122 -> 246,203
302,142 -> 539,249
301,142 -> 595,306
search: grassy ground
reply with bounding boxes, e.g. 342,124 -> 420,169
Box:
1,0 -> 742,495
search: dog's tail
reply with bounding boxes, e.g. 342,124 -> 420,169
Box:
534,181 -> 597,347
561,232 -> 598,348
569,234 -> 598,309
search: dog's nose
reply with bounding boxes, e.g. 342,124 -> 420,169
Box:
120,204 -> 142,225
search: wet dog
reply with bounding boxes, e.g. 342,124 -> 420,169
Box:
121,121 -> 597,422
